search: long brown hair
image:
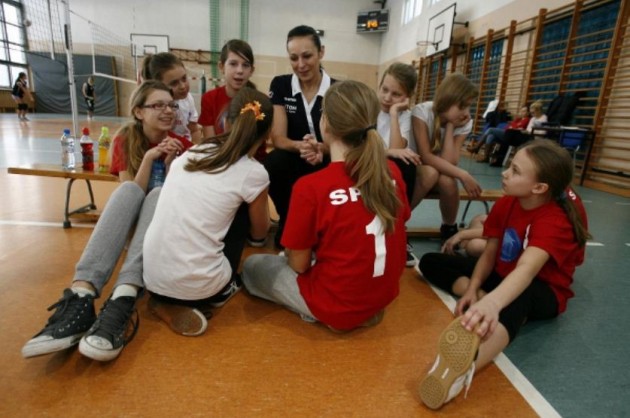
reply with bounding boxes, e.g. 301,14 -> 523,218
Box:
141,52 -> 184,82
114,80 -> 172,177
380,62 -> 417,97
220,39 -> 257,89
185,87 -> 272,173
521,140 -> 591,246
323,80 -> 401,233
430,73 -> 478,152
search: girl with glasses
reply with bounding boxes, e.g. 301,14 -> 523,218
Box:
22,81 -> 193,363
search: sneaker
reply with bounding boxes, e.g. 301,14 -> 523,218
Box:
419,317 -> 480,410
78,296 -> 139,361
440,224 -> 459,244
22,289 -> 96,358
205,275 -> 242,308
148,297 -> 208,336
406,243 -> 418,267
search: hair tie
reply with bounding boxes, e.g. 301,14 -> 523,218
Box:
240,101 -> 265,121
363,124 -> 377,138
557,190 -> 567,202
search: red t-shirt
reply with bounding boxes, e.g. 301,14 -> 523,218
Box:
198,85 -> 267,161
109,131 -> 193,177
199,86 -> 230,135
282,160 -> 411,330
483,189 -> 588,313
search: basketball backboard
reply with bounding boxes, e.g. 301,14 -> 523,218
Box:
425,3 -> 456,56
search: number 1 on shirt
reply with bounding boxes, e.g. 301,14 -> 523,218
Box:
366,216 -> 386,277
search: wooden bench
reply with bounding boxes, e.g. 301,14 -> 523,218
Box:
8,164 -> 118,228
407,188 -> 503,238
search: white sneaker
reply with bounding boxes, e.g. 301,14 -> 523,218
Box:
419,317 -> 480,410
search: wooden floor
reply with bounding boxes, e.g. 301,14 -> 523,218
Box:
0,115 -> 538,417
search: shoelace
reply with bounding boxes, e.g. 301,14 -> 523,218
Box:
94,299 -> 139,344
45,290 -> 90,327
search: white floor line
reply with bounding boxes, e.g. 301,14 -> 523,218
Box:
586,241 -> 604,247
615,202 -> 630,206
416,267 -> 561,418
0,220 -> 95,229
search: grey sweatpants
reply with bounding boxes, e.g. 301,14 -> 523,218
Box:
72,181 -> 159,297
242,254 -> 316,322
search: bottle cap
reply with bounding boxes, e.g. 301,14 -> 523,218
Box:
82,127 -> 90,135
63,128 -> 71,135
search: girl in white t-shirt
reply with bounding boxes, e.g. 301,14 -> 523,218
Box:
143,88 -> 272,337
411,73 -> 481,242
377,62 -> 421,267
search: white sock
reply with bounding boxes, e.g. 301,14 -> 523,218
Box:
71,286 -> 96,297
112,284 -> 138,300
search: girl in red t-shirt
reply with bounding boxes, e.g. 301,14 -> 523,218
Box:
242,80 -> 410,332
418,140 -> 590,410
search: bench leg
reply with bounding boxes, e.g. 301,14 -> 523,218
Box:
63,179 -> 98,228
459,200 -> 490,227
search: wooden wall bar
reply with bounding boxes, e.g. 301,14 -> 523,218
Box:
414,0 -> 630,197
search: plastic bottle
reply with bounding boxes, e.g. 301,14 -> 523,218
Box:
98,126 -> 111,173
60,128 -> 76,170
148,159 -> 166,191
80,127 -> 94,171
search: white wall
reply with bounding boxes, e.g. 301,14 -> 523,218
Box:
57,0 -> 575,66
67,0 -> 383,64
69,0 -> 210,51
249,0 -> 382,64
379,0 -> 573,64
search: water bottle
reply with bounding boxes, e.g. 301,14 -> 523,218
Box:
98,126 -> 111,173
80,127 -> 94,171
60,129 -> 76,169
148,159 -> 166,191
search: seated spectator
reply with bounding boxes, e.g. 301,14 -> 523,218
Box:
472,105 -> 530,162
487,101 -> 547,166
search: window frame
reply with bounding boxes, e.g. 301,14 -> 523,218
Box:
0,0 -> 28,90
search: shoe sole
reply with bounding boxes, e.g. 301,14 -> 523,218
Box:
22,334 -> 84,358
419,318 -> 480,410
78,337 -> 123,362
149,298 -> 208,336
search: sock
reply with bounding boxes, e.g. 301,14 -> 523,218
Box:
112,284 -> 138,300
71,286 -> 96,297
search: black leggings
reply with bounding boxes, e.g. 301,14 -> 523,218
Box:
419,252 -> 559,342
390,157 -> 416,205
263,148 -> 328,230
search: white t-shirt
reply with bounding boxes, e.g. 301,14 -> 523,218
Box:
410,101 -> 472,153
143,145 -> 269,300
527,114 -> 548,133
172,93 -> 199,140
377,110 -> 412,149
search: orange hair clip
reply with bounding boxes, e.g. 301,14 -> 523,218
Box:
240,100 -> 265,121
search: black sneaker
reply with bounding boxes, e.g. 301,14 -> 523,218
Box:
78,296 -> 139,362
440,223 -> 459,244
22,289 -> 96,358
205,275 -> 242,308
406,243 -> 418,267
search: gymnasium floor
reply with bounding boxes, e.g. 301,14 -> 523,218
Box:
0,113 -> 628,417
